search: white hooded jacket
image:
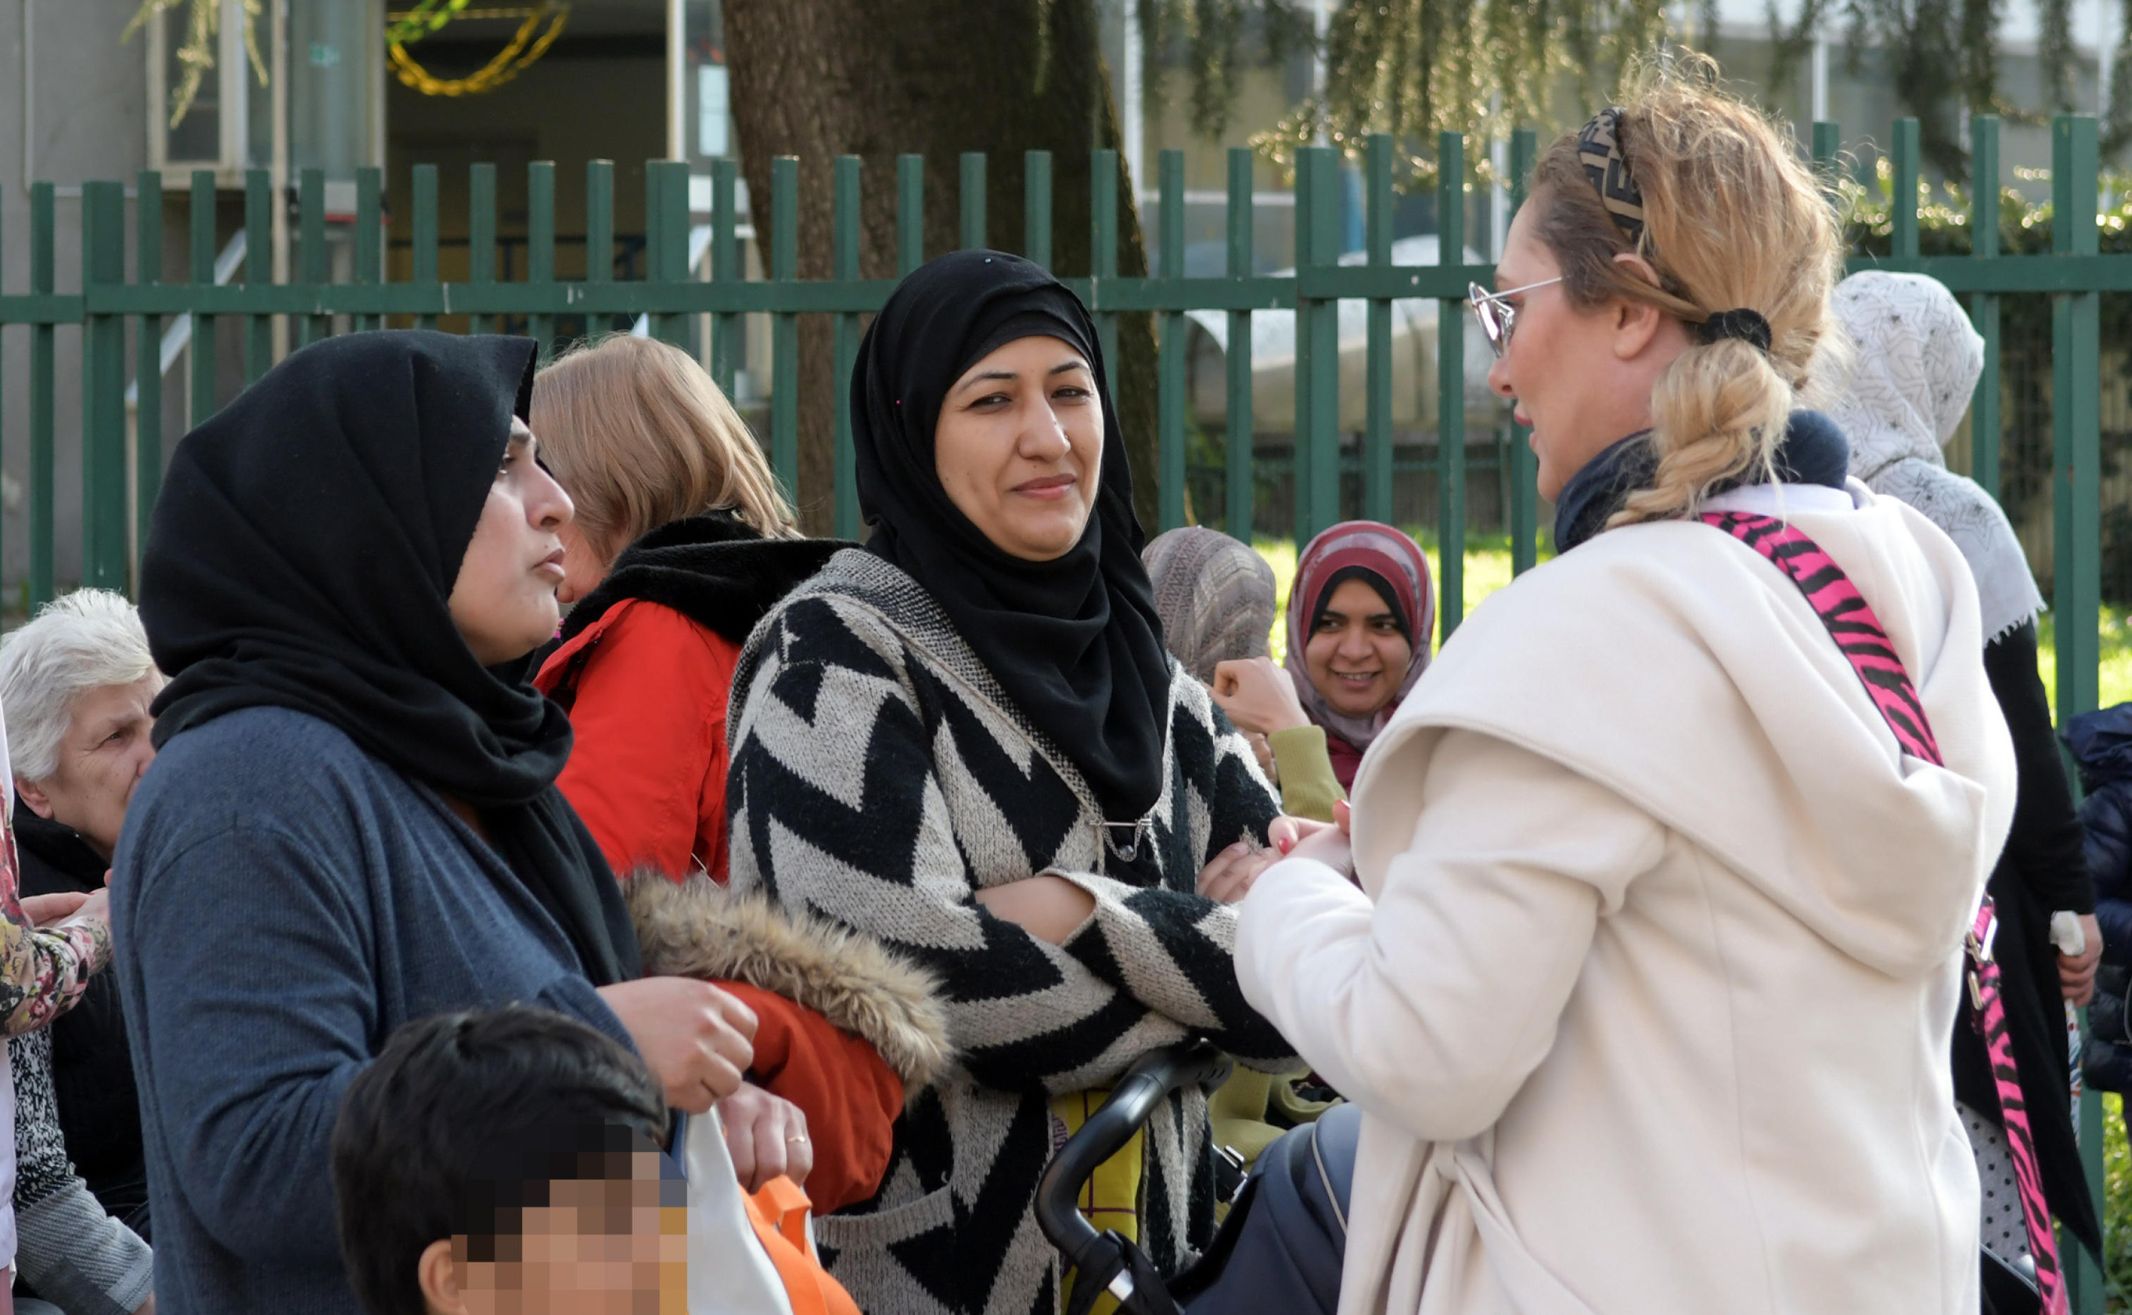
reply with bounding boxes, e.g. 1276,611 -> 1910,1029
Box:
1237,482 -> 2014,1315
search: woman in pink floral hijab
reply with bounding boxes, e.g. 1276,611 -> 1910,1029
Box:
1281,521 -> 1435,788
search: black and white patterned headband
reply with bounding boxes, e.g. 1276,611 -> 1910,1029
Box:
1576,107 -> 1647,247
1576,107 -> 1770,353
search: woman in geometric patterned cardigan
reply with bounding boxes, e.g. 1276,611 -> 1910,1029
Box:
726,250 -> 1302,1315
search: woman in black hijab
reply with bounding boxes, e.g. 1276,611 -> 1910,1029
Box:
724,251 -> 1301,1315
111,330 -> 755,1315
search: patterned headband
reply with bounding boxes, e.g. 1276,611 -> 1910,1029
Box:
1576,107 -> 1647,247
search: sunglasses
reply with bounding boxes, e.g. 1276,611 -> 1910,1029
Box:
1467,277 -> 1566,358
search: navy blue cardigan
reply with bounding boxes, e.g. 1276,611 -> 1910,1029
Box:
111,706 -> 632,1315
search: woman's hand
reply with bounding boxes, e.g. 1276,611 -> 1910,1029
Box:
595,977 -> 757,1113
1212,658 -> 1311,737
54,888 -> 111,936
1244,731 -> 1278,782
19,892 -> 88,927
2060,912 -> 2103,1006
973,874 -> 1097,945
1262,803 -> 1354,880
718,1081 -> 814,1192
1197,842 -> 1280,904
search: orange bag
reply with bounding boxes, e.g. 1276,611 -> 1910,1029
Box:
684,1107 -> 858,1315
743,1176 -> 859,1315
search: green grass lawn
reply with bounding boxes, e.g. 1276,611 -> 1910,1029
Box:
2037,606 -> 2132,718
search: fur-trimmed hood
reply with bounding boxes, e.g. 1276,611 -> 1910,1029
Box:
626,872 -> 952,1090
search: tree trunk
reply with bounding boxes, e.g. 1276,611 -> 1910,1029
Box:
724,0 -> 1161,535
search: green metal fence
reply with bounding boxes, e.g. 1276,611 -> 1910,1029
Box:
13,117 -> 2113,648
0,106 -> 2121,1307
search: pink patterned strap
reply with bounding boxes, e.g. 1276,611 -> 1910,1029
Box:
1699,512 -> 1942,763
1702,511 -> 2066,1313
1967,902 -> 2069,1311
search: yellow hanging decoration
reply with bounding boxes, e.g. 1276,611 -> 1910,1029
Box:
388,2 -> 569,97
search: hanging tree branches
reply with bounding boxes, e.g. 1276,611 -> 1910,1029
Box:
123,0 -> 267,129
1137,0 -> 2122,186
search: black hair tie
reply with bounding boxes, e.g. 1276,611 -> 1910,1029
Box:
1696,308 -> 1772,353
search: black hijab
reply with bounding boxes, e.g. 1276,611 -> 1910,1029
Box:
557,512 -> 846,650
853,250 -> 1173,823
141,330 -> 640,986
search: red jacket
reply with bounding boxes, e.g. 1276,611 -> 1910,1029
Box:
541,599 -> 946,1212
539,599 -> 737,880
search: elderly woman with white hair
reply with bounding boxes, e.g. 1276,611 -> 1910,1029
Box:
0,588 -> 161,1315
0,589 -> 126,1315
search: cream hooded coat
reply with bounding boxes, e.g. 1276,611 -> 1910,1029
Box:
1236,483 -> 2015,1315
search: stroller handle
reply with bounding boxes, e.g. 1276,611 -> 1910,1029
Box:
1035,1039 -> 1233,1277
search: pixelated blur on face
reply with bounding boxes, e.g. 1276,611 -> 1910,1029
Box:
457,1151 -> 686,1315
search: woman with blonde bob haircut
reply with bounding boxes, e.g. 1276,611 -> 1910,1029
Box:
1235,56 -> 2018,1314
531,335 -> 940,1221
532,333 -> 826,876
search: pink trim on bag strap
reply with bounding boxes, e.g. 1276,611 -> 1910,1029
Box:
1701,511 -> 2065,1314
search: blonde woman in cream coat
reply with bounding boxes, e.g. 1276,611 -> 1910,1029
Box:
1236,63 -> 2014,1315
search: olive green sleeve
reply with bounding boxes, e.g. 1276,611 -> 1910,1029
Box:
1269,724 -> 1346,823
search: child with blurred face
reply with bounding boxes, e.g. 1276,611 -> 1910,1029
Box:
331,1006 -> 685,1315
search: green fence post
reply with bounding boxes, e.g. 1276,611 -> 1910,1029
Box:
1811,121 -> 1842,177
2052,114 -> 2102,722
646,157 -> 667,310
1437,132 -> 1468,639
649,159 -> 690,346
413,164 -> 439,332
528,162 -> 557,360
1090,149 -> 1121,381
188,170 -> 218,424
1890,119 -> 1920,263
470,161 -> 497,335
1224,147 -> 1256,539
82,181 -> 128,591
832,156 -> 863,539
708,158 -> 740,396
244,169 -> 272,380
1364,134 -> 1394,526
1157,148 -> 1187,530
960,152 -> 986,250
587,159 -> 616,308
2050,113 -> 2105,1315
769,155 -> 800,496
30,180 -> 56,608
896,154 -> 925,276
1295,145 -> 1340,543
136,170 -> 165,566
1024,150 -> 1052,268
355,166 -> 383,333
1508,128 -> 1539,575
298,168 -> 328,348
1968,116 -> 2002,502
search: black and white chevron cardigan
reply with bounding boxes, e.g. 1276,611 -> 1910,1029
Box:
726,549 -> 1299,1315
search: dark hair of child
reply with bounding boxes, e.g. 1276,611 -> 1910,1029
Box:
330,1004 -> 671,1315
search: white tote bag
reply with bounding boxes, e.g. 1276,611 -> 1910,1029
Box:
681,1107 -> 797,1315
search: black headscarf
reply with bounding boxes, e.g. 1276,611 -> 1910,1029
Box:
853,250 -> 1173,823
141,330 -> 640,986
557,513 -> 846,650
